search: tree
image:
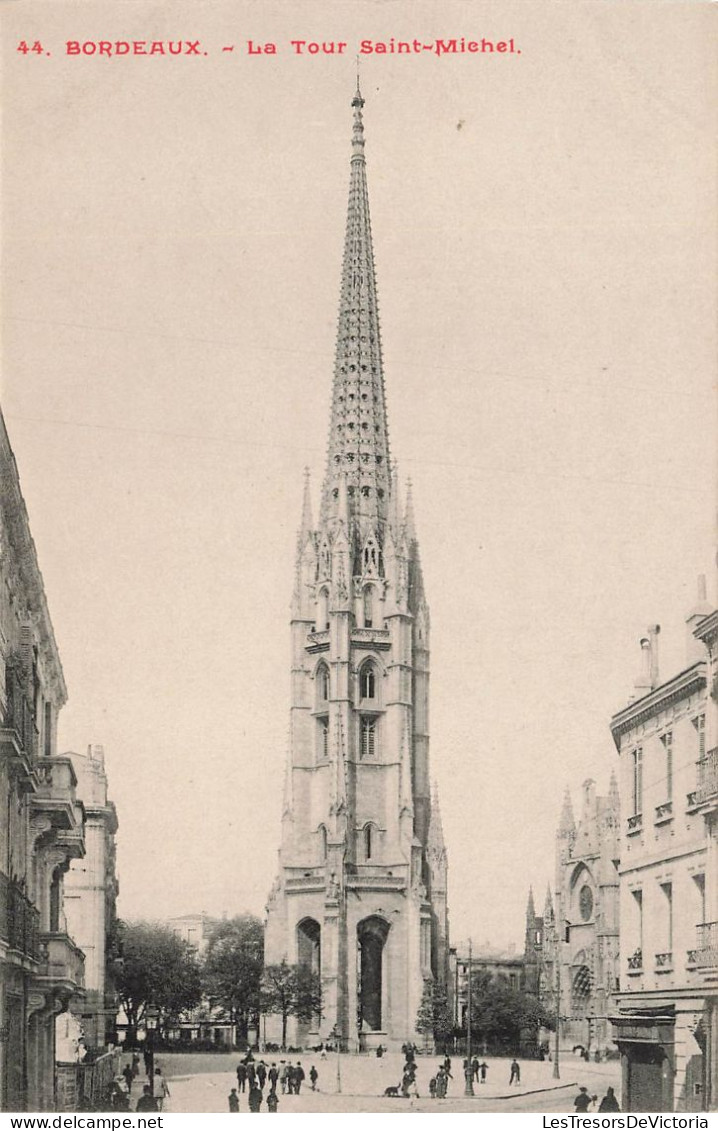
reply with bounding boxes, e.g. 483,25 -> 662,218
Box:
202,915 -> 264,1044
416,979 -> 454,1051
468,972 -> 554,1054
114,920 -> 202,1044
261,961 -> 322,1050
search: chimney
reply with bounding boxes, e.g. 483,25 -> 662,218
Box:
634,625 -> 660,695
685,574 -> 713,664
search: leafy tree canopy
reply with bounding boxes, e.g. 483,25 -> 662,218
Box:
416,979 -> 453,1046
114,920 -> 202,1040
202,914 -> 264,1038
468,971 -> 554,1051
261,961 -> 322,1049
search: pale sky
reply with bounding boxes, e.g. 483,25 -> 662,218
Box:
2,0 -> 715,950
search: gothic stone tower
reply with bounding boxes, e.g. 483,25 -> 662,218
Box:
264,87 -> 449,1051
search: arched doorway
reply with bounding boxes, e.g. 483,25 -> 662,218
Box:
296,919 -> 321,1039
567,961 -> 593,1049
357,916 -> 390,1034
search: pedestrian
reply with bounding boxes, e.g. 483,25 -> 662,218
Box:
268,1063 -> 279,1093
598,1087 -> 620,1112
257,1062 -> 267,1090
574,1087 -> 592,1112
110,1078 -> 130,1111
228,1088 -> 240,1113
443,1054 -> 451,1074
464,1060 -> 474,1090
247,1062 -> 257,1089
436,1063 -> 447,1099
131,1053 -> 140,1079
376,1044 -> 383,1059
429,1076 -> 437,1098
267,1091 -> 279,1112
154,1067 -> 170,1112
509,1058 -> 520,1086
480,1061 -> 488,1084
122,1064 -> 133,1094
236,1062 -> 247,1092
248,1084 -> 263,1112
280,1061 -> 289,1094
142,1046 -> 152,1076
136,1085 -> 158,1113
472,1056 -> 479,1082
294,1061 -> 305,1094
309,1065 -> 318,1091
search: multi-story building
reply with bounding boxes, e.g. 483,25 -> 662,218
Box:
0,411 -> 86,1110
168,913 -> 215,959
610,580 -> 718,1112
62,746 -> 118,1050
450,941 -> 525,1030
264,86 -> 449,1050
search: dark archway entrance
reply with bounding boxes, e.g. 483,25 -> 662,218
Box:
357,916 -> 390,1033
296,918 -> 321,1038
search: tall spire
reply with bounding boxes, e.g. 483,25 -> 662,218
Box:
320,86 -> 392,529
526,887 -> 536,927
558,787 -> 576,835
297,467 -> 313,553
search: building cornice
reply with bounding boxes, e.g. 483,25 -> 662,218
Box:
610,661 -> 706,748
0,412 -> 67,704
693,609 -> 718,649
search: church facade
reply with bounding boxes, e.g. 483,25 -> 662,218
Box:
264,87 -> 449,1051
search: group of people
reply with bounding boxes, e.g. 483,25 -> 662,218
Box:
231,1053 -> 318,1111
574,1086 -> 620,1113
110,1057 -> 170,1113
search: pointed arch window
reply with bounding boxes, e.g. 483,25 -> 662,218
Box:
317,588 -> 329,632
317,663 -> 330,704
363,823 -> 374,861
360,662 -> 376,701
363,586 -> 374,628
360,716 -> 376,759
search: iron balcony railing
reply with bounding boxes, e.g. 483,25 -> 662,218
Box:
687,748 -> 718,808
687,921 -> 718,968
0,871 -> 41,960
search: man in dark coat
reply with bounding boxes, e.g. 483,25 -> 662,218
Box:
248,1084 -> 263,1112
236,1062 -> 247,1092
136,1086 -> 158,1113
294,1062 -> 305,1094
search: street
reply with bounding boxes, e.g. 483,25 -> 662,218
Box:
143,1051 -> 621,1115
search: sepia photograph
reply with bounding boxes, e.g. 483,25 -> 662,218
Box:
0,0 -> 716,1116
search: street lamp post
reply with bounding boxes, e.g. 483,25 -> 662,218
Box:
464,939 -> 474,1097
330,1024 -> 342,1094
145,1007 -> 158,1095
553,927 -> 561,1080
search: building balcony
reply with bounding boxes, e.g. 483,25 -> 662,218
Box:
686,748 -> 718,811
627,813 -> 643,835
626,948 -> 643,974
351,627 -> 391,649
31,757 -> 85,857
37,931 -> 85,997
0,871 -> 41,961
0,725 -> 38,793
686,922 -> 718,969
654,801 -> 673,824
654,951 -> 673,971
